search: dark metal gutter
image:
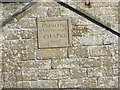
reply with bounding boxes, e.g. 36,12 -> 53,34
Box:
54,0 -> 120,37
1,2 -> 36,28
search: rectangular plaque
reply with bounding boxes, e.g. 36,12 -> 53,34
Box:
37,17 -> 72,48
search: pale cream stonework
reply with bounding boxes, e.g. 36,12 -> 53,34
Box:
0,1 -> 119,89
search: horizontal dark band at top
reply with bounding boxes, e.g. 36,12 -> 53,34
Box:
0,0 -> 33,2
0,0 -> 119,2
1,88 -> 120,90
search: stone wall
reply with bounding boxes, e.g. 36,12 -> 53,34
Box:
0,1 -> 119,88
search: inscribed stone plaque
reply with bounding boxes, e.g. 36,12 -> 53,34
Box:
37,18 -> 72,48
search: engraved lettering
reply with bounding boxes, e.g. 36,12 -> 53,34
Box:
38,18 -> 72,48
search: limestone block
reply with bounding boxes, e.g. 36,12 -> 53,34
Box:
39,69 -> 70,79
61,6 -> 75,17
22,70 -> 38,81
87,68 -> 103,78
73,35 -> 103,46
9,40 -> 26,50
3,82 -> 17,88
113,68 -> 118,76
36,48 -> 67,60
30,6 -> 48,18
52,58 -> 79,69
84,78 -> 97,88
16,81 -> 22,88
0,81 -> 3,90
17,18 -> 36,28
72,17 -> 91,26
2,50 -> 21,61
69,46 -> 88,58
80,58 -> 102,68
20,49 -> 35,60
31,80 -> 58,88
59,79 -> 84,88
0,62 -> 2,72
3,30 -> 20,40
47,7 -> 61,17
103,32 -> 118,45
72,25 -> 89,36
2,49 -> 35,61
24,39 -> 37,49
22,81 -> 31,88
3,72 -> 16,82
20,60 -> 51,69
91,2 -> 118,8
103,67 -> 113,76
89,46 -> 112,57
70,68 -> 87,78
103,58 -> 114,67
15,72 -> 23,81
21,29 -> 37,39
2,61 -> 22,72
98,77 -> 117,88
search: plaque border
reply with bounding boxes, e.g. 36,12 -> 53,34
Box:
37,17 -> 72,49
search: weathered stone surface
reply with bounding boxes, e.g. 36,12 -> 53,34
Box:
61,7 -> 75,17
37,17 -> 72,48
20,49 -> 35,60
90,2 -> 118,8
70,68 -> 87,78
23,39 -> 37,49
52,58 -> 79,69
8,40 -> 26,50
3,82 -> 17,88
3,39 -> 37,50
88,24 -> 107,35
71,16 -> 91,25
103,58 -> 114,67
80,58 -> 102,68
103,32 -> 118,45
0,81 -> 3,90
2,49 -> 35,61
47,7 -> 61,17
21,29 -> 37,39
72,25 -> 89,36
103,67 -> 113,76
16,72 -> 23,81
89,46 -> 112,57
73,35 -> 104,46
17,18 -> 36,28
22,81 -> 31,88
17,81 -> 22,88
31,80 -> 58,88
2,50 -> 21,61
30,6 -> 48,18
59,79 -> 84,88
3,30 -> 20,40
3,72 -> 16,82
20,60 -> 51,69
98,77 -> 117,88
16,81 -> 31,87
2,61 -> 22,72
36,48 -> 67,60
0,62 -> 2,72
22,70 -> 38,81
113,68 -> 118,76
69,46 -> 88,58
39,69 -> 70,79
84,78 -> 97,88
0,72 -> 2,81
1,2 -> 119,89
87,68 -> 103,78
